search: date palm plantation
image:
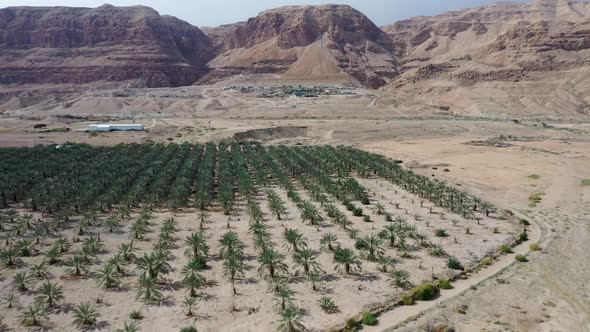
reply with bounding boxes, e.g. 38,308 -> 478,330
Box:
0,142 -> 516,331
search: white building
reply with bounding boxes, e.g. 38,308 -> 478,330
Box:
86,124 -> 144,132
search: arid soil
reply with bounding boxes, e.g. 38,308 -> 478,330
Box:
364,137 -> 590,331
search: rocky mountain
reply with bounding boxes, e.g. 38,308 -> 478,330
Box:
202,5 -> 399,88
0,5 -> 214,88
378,0 -> 590,118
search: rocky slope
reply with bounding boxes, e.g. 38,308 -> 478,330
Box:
379,0 -> 590,118
202,5 -> 399,88
0,5 -> 214,88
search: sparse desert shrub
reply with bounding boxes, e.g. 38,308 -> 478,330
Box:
353,208 -> 363,217
410,283 -> 439,301
129,309 -> 144,320
435,229 -> 448,237
519,218 -> 530,226
447,257 -> 464,270
179,327 -> 197,332
361,312 -> 378,326
362,215 -> 371,222
481,257 -> 493,266
530,243 -> 541,251
515,254 -> 528,262
385,213 -> 393,222
518,232 -> 529,242
401,294 -> 415,305
344,318 -> 360,331
438,278 -> 453,290
500,245 -> 513,254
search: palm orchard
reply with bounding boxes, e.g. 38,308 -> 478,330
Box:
0,143 -> 516,331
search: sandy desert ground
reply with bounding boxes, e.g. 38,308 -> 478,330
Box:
1,84 -> 589,331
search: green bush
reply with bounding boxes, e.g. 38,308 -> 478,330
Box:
361,312 -> 378,326
361,197 -> 371,205
481,257 -> 493,266
411,283 -> 439,301
519,218 -> 530,226
438,278 -> 453,290
353,208 -> 363,217
435,229 -> 449,237
362,215 -> 371,222
447,257 -> 464,270
385,214 -> 393,222
401,294 -> 415,305
179,327 -> 197,332
529,243 -> 541,251
500,244 -> 513,254
515,254 -> 528,262
344,318 -> 360,331
518,232 -> 529,242
129,310 -> 143,320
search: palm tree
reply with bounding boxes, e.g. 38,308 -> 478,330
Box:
20,304 -> 48,327
21,213 -> 34,229
219,231 -> 244,258
184,231 -> 209,259
105,215 -> 120,233
320,233 -> 339,251
414,232 -> 430,248
55,237 -> 70,253
223,253 -> 244,295
1,247 -> 19,267
135,251 -> 171,280
3,292 -> 19,309
96,263 -> 120,289
118,242 -> 136,261
182,296 -> 199,317
268,191 -> 287,220
66,254 -> 89,276
380,224 -> 400,248
283,228 -> 307,252
108,253 -> 127,274
333,248 -> 362,275
298,200 -> 323,226
358,234 -> 385,262
14,272 -> 34,292
274,286 -> 293,312
117,321 -> 140,332
293,248 -> 322,276
30,262 -> 49,279
16,239 -> 35,257
43,245 -> 61,265
277,305 -> 305,332
390,269 -> 411,289
197,209 -> 209,230
377,255 -> 395,273
306,272 -> 321,292
128,221 -> 149,240
182,259 -> 207,297
35,281 -> 64,308
257,248 -> 288,280
374,203 -> 386,215
72,302 -> 99,327
135,274 -> 162,302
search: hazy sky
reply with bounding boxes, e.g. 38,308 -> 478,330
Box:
0,0 -> 531,27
